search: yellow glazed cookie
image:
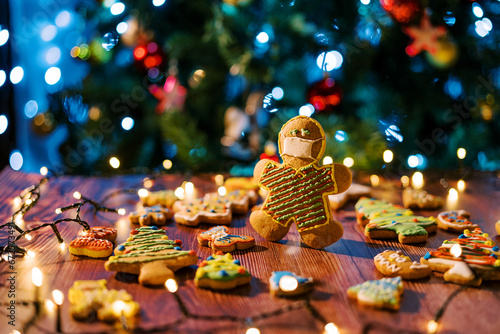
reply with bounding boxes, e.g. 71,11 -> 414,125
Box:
374,250 -> 431,279
195,253 -> 251,290
250,116 -> 352,249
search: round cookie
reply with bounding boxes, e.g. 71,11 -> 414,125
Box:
374,250 -> 431,279
437,210 -> 479,233
250,116 -> 352,249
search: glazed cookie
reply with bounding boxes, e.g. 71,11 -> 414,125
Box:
269,271 -> 313,297
329,183 -> 372,211
250,115 -> 352,249
68,280 -> 140,322
82,226 -> 117,242
197,226 -> 255,253
140,190 -> 178,208
224,177 -> 260,205
204,190 -> 257,215
194,253 -> 251,290
105,226 -> 197,285
69,236 -> 114,258
437,210 -> 479,232
129,205 -> 174,226
374,250 -> 431,279
402,188 -> 443,209
421,228 -> 500,286
355,197 -> 409,227
347,276 -> 404,311
173,197 -> 232,226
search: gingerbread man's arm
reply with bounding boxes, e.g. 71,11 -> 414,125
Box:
253,159 -> 275,187
332,163 -> 352,194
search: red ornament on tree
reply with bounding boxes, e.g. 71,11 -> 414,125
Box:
307,78 -> 342,112
380,0 -> 422,24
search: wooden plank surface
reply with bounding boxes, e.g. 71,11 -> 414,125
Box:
1,168 -> 499,334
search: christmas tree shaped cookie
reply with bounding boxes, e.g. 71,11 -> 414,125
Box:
104,226 -> 197,285
421,228 -> 500,286
355,197 -> 437,244
194,253 -> 251,290
347,276 -> 404,311
250,116 -> 352,249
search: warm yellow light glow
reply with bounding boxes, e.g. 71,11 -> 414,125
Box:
25,198 -> 33,205
279,276 -> 298,292
27,250 -> 36,259
457,148 -> 466,160
450,243 -> 462,258
143,178 -> 154,188
457,180 -> 466,192
427,320 -> 438,334
117,208 -> 126,216
323,156 -> 333,165
218,186 -> 227,196
324,322 -> 340,334
184,182 -> 194,194
73,191 -> 82,200
163,159 -> 173,170
109,157 -> 120,169
55,208 -> 62,214
174,187 -> 185,200
59,242 -> 66,251
52,290 -> 64,305
11,330 -> 21,334
215,174 -> 224,186
343,157 -> 354,168
25,233 -> 32,241
138,188 -> 149,198
13,197 -> 22,207
448,187 -> 458,200
165,278 -> 178,293
40,166 -> 48,176
32,267 -> 43,287
112,300 -> 126,317
370,175 -> 380,187
383,150 -> 394,163
412,172 -> 424,189
246,328 -> 260,334
45,299 -> 55,313
400,175 -> 410,188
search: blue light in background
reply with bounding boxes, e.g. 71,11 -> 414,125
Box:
45,47 -> 61,64
335,130 -> 347,142
316,51 -> 343,71
41,25 -> 57,41
256,32 -> 269,44
116,22 -> 128,34
271,87 -> 284,100
55,11 -> 71,27
444,77 -> 463,99
408,154 -> 427,168
472,3 -> 483,18
299,104 -> 314,116
111,2 -> 125,15
0,115 -> 8,134
121,117 -> 135,130
10,66 -> 24,84
0,70 -> 5,86
444,12 -> 456,26
24,100 -> 38,118
9,151 -> 23,171
385,124 -> 403,142
45,67 -> 61,85
0,28 -> 9,46
153,0 -> 166,7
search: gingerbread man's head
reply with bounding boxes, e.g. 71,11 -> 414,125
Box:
278,116 -> 326,169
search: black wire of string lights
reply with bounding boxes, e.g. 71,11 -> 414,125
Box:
0,171 -> 474,334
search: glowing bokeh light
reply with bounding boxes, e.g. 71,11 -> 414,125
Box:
457,148 -> 466,159
472,3 -> 483,18
24,100 -> 38,118
116,22 -> 128,34
45,67 -> 61,85
335,130 -> 347,142
299,104 -> 314,116
0,28 -> 9,46
272,87 -> 284,100
109,157 -> 120,169
153,0 -> 167,6
10,150 -> 23,171
0,70 -> 5,86
256,32 -> 269,44
10,66 -> 24,84
110,2 -> 125,15
121,117 -> 134,130
55,11 -> 71,27
323,156 -> 333,165
41,25 -> 57,41
45,47 -> 61,65
343,157 -> 354,168
0,115 -> 8,134
316,50 -> 343,71
383,150 -> 393,163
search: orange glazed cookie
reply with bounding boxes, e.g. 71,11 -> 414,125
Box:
197,226 -> 255,253
69,237 -> 113,258
250,116 -> 352,249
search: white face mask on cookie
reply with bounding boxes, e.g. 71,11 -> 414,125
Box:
280,132 -> 323,159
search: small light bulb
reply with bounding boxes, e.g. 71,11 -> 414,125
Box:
52,289 -> 64,305
73,191 -> 82,200
427,320 -> 438,334
25,198 -> 32,205
109,157 -> 120,169
457,179 -> 466,192
323,156 -> 333,165
165,278 -> 178,293
143,178 -> 154,188
117,208 -> 126,216
370,175 -> 380,187
450,243 -> 462,258
218,186 -> 227,196
55,208 -> 62,214
25,233 -> 32,241
383,150 -> 394,163
112,300 -> 126,316
448,188 -> 458,200
324,322 -> 340,334
138,188 -> 149,198
40,166 -> 48,175
246,328 -> 260,334
457,148 -> 466,160
279,276 -> 298,292
412,172 -> 424,189
13,197 -> 22,206
32,267 -> 43,286
59,242 -> 66,251
163,159 -> 173,170
45,299 -> 55,312
27,250 -> 35,259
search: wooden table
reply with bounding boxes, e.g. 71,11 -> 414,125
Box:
1,168 -> 499,334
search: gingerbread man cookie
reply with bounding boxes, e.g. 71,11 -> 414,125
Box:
129,205 -> 174,226
347,276 -> 404,311
421,228 -> 500,286
250,116 -> 352,249
69,227 -> 117,258
173,197 -> 232,226
197,226 -> 255,252
402,188 -> 443,209
374,250 -> 431,279
195,253 -> 251,290
437,210 -> 479,232
105,226 -> 197,285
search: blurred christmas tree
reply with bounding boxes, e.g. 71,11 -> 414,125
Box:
50,0 -> 500,174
